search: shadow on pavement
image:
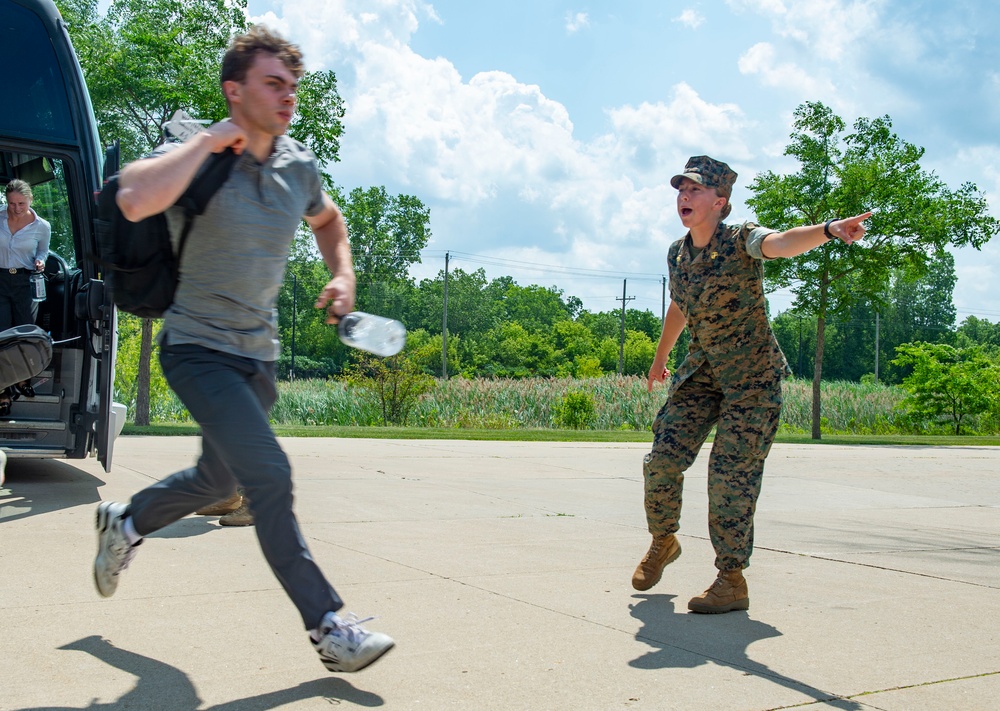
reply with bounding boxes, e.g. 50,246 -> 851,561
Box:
146,515 -> 225,539
17,636 -> 383,710
0,459 -> 104,525
0,459 -> 219,540
628,594 -> 862,710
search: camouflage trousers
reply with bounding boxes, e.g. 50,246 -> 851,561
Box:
643,363 -> 782,571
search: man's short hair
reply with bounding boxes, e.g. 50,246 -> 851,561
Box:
221,25 -> 305,84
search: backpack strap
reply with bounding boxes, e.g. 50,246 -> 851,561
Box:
173,147 -> 241,261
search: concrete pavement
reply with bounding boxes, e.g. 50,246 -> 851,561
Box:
1,437 -> 998,710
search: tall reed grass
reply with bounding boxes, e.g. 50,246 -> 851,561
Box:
778,378 -> 908,434
137,374 -> 1000,435
262,376 -> 912,433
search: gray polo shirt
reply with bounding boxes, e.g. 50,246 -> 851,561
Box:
153,136 -> 325,361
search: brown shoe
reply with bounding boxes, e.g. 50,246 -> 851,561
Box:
219,498 -> 254,527
195,492 -> 242,516
688,569 -> 749,613
631,534 -> 681,591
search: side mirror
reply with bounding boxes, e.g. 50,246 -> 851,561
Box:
74,279 -> 106,321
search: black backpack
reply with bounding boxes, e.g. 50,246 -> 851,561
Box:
95,148 -> 240,318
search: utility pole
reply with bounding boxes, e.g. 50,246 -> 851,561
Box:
797,314 -> 803,378
874,311 -> 880,382
442,251 -> 449,380
616,278 -> 635,375
661,275 -> 666,323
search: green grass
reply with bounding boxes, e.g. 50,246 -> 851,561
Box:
123,423 -> 653,442
121,373 -> 999,443
122,423 -> 1000,446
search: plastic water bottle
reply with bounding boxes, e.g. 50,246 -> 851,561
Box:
30,272 -> 46,302
337,312 -> 406,357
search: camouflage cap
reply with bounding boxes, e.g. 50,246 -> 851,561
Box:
670,155 -> 738,197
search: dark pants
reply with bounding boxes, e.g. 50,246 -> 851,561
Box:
0,269 -> 35,331
128,342 -> 343,629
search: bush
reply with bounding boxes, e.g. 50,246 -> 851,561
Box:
553,391 -> 597,429
345,352 -> 435,426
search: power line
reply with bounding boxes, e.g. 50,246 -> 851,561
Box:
413,249 -> 666,281
337,247 -> 1000,322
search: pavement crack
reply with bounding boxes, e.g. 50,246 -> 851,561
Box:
763,670 -> 1000,710
756,545 -> 1000,589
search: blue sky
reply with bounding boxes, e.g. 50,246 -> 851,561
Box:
245,0 -> 1000,322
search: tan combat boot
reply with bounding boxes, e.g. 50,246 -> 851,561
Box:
219,496 -> 254,527
687,569 -> 749,613
194,491 -> 242,516
631,534 -> 681,591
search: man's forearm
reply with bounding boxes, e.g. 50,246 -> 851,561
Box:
116,134 -> 218,222
313,216 -> 355,281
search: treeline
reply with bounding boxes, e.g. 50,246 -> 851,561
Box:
770,250 -> 1000,383
275,256 -> 673,380
267,238 -> 999,386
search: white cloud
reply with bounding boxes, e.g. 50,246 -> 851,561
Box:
738,42 -> 835,97
252,1 -> 765,284
673,9 -> 705,29
565,11 -> 590,34
945,145 -> 1000,321
252,0 -> 431,68
727,0 -> 882,58
250,0 -> 1000,320
604,83 -> 751,169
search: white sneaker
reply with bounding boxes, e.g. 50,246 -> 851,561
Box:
313,612 -> 395,672
93,501 -> 140,597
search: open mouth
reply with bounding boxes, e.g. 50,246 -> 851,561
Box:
680,207 -> 694,217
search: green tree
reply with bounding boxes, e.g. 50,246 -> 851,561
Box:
58,0 -> 244,162
621,329 -> 657,376
59,0 -> 356,419
58,0 -> 250,423
478,322 -> 565,378
342,185 -> 431,313
770,310 -> 816,379
345,351 -> 434,426
813,298 -> 875,382
552,320 -> 596,361
877,251 -> 958,382
891,342 -> 999,434
956,316 -> 1000,350
499,283 -> 574,331
747,101 -> 998,438
405,328 -> 461,376
277,228 -> 347,378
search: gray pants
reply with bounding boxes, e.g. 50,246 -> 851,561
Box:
128,342 -> 342,629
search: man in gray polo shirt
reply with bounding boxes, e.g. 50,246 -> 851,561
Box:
91,25 -> 394,674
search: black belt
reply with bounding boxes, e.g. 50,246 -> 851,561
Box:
4,268 -> 31,274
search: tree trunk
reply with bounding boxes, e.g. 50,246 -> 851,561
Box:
811,316 -> 825,439
135,317 -> 153,426
811,272 -> 831,440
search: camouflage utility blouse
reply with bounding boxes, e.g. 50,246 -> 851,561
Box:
667,221 -> 792,397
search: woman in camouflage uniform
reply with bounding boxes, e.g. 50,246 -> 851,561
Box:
632,155 -> 870,613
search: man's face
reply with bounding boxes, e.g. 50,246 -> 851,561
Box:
225,52 -> 298,136
676,177 -> 725,229
5,191 -> 30,218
